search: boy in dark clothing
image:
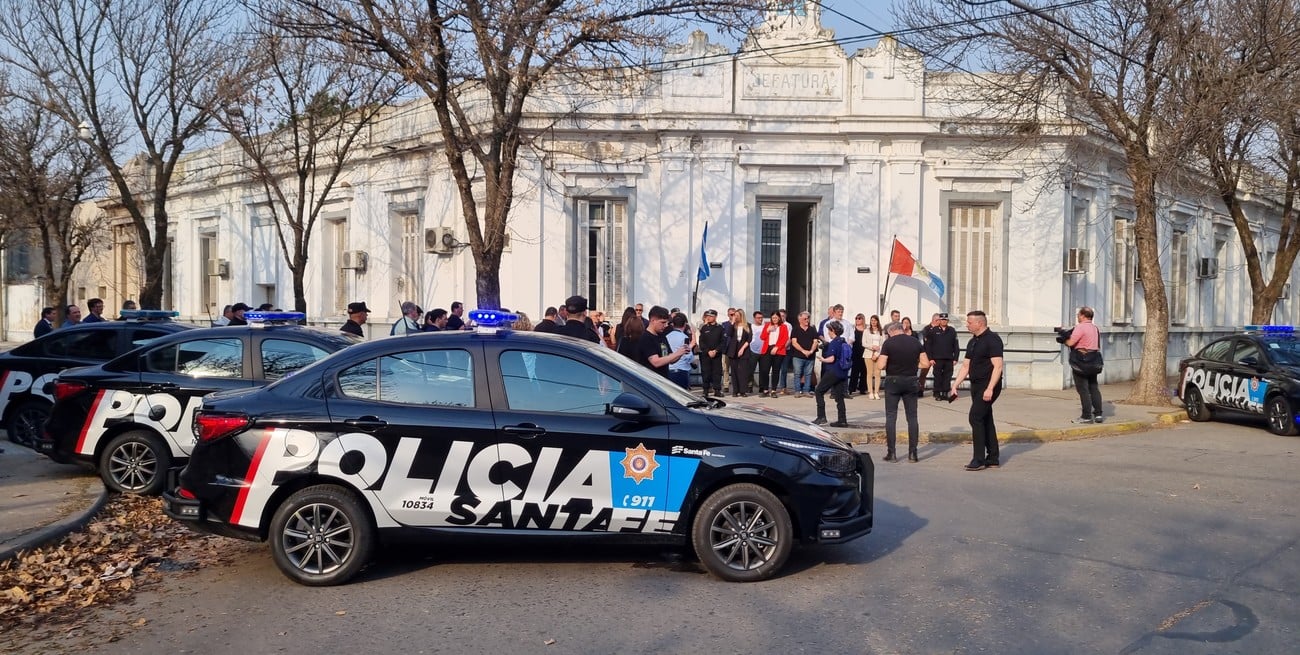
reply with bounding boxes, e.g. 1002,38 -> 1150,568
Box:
813,321 -> 849,427
636,305 -> 690,377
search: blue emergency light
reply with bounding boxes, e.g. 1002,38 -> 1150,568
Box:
244,311 -> 306,325
468,309 -> 518,329
120,310 -> 179,321
1244,325 -> 1296,333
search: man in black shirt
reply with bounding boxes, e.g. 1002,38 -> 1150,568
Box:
696,309 -> 728,396
923,312 -> 960,399
878,321 -> 924,462
788,311 -> 820,398
445,301 -> 466,330
340,301 -> 370,337
556,295 -> 600,342
950,310 -> 1005,471
534,307 -> 560,333
227,303 -> 250,326
636,305 -> 689,377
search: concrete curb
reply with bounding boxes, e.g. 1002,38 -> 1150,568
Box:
833,409 -> 1189,446
0,486 -> 111,562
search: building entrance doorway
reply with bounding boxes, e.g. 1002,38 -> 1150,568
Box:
757,201 -> 816,317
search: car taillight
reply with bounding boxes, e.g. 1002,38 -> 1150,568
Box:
53,380 -> 89,402
196,414 -> 250,443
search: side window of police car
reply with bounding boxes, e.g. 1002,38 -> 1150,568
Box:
1199,339 -> 1233,363
43,330 -> 115,360
337,350 -> 474,407
499,350 -> 623,415
1233,342 -> 1265,368
145,339 -> 244,379
261,339 -> 330,381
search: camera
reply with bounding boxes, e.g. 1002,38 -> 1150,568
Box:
1054,326 -> 1073,344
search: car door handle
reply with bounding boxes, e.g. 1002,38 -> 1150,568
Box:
148,383 -> 178,392
344,416 -> 388,430
502,423 -> 546,438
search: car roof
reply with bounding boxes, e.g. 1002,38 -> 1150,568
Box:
5,320 -> 197,356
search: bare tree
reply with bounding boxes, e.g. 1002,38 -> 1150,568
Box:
258,0 -> 764,309
895,0 -> 1203,404
1175,0 -> 1300,324
0,96 -> 105,321
215,28 -> 404,315
0,0 -> 243,309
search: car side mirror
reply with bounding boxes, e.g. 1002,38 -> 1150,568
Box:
1240,356 -> 1259,367
607,392 -> 651,418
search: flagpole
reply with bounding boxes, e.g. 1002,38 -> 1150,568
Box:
882,234 -> 897,316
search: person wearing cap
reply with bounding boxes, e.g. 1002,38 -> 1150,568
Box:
391,301 -> 423,336
556,295 -> 600,342
696,309 -> 728,396
228,303 -> 250,326
341,301 -> 370,337
924,312 -> 961,400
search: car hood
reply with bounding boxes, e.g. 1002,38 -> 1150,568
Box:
703,402 -> 851,449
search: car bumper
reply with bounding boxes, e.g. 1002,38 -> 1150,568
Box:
811,451 -> 875,544
161,469 -> 260,542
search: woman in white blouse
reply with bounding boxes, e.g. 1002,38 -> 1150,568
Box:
863,314 -> 885,399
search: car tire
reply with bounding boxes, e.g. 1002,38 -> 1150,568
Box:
1183,387 -> 1212,422
6,400 -> 50,448
691,483 -> 793,582
99,430 -> 171,495
1265,395 -> 1298,436
270,485 -> 375,586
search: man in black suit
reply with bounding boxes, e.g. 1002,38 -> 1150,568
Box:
34,307 -> 55,338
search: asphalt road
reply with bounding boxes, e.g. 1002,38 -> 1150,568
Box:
24,420 -> 1300,655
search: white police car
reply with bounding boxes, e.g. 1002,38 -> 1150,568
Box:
1178,325 -> 1300,435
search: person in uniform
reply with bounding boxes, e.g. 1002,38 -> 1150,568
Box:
556,295 -> 600,342
924,312 -> 960,399
950,310 -> 1005,471
878,321 -> 924,462
696,309 -> 728,396
341,302 -> 370,337
227,303 -> 250,326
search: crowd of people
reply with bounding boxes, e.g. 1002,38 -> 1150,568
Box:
32,299 -> 138,336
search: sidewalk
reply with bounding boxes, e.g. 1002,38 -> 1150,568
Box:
718,379 -> 1186,445
0,380 -> 1186,562
0,441 -> 107,561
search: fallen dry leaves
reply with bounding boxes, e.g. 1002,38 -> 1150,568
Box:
0,494 -> 225,635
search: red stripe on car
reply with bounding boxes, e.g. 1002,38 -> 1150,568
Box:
231,433 -> 272,526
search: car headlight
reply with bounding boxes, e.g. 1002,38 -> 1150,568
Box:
762,437 -> 858,475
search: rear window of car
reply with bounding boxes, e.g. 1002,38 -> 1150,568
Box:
337,349 -> 474,407
261,339 -> 332,381
1198,339 -> 1233,363
146,338 -> 245,378
42,329 -> 117,360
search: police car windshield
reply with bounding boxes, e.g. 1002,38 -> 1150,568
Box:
1263,337 -> 1300,366
577,339 -> 701,406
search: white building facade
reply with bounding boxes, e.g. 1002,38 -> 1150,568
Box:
4,6 -> 1294,389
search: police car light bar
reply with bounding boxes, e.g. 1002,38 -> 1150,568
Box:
120,310 -> 179,321
468,309 -> 518,332
244,311 -> 306,326
1244,325 -> 1296,332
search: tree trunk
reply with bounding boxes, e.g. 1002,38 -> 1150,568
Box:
293,267 -> 308,315
1125,161 -> 1173,406
138,243 -> 166,309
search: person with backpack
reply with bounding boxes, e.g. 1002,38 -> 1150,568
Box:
877,321 -> 925,462
813,320 -> 851,427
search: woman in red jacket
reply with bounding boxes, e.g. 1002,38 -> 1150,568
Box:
758,310 -> 790,398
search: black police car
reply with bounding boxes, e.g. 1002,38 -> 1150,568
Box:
40,313 -> 360,495
163,311 -> 874,586
0,312 -> 194,448
1178,325 -> 1300,435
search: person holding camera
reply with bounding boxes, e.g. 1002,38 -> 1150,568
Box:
1058,306 -> 1104,423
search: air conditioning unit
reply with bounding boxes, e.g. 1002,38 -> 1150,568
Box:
424,227 -> 453,254
1064,248 -> 1088,274
205,258 -> 229,278
1197,257 -> 1219,279
340,250 -> 368,271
